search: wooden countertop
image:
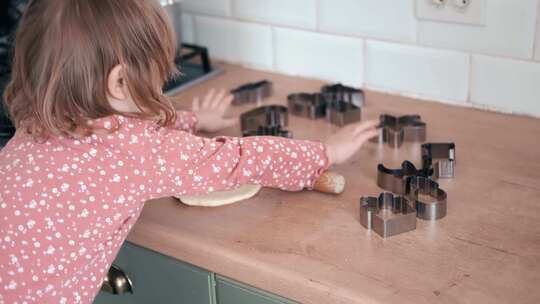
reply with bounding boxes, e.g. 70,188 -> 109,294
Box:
127,63 -> 540,304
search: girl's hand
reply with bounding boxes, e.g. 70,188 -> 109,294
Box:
193,89 -> 237,132
324,120 -> 380,165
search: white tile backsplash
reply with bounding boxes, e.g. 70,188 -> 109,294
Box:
232,0 -> 316,30
181,13 -> 195,44
471,55 -> 540,116
419,0 -> 538,60
181,0 -> 230,17
318,0 -> 417,43
177,0 -> 540,117
194,16 -> 273,69
274,28 -> 364,86
366,41 -> 470,103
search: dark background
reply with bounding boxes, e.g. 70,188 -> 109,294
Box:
0,0 -> 27,146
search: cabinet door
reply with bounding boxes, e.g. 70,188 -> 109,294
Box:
94,242 -> 215,304
216,275 -> 297,304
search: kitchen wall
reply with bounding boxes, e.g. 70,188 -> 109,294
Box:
179,0 -> 540,117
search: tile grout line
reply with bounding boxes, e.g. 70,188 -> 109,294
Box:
532,0 -> 540,60
315,0 -> 321,31
467,53 -> 473,104
271,27 -> 277,71
362,39 -> 368,89
414,0 -> 420,44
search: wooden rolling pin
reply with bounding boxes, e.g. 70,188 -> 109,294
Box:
313,171 -> 346,194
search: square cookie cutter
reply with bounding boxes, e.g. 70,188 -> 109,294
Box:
422,143 -> 456,179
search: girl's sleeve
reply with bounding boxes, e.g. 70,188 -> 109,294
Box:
142,127 -> 329,199
173,110 -> 198,133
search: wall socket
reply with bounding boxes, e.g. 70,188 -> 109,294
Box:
416,0 -> 486,26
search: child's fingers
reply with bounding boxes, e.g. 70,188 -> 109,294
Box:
356,129 -> 380,142
211,89 -> 226,108
353,120 -> 380,137
202,88 -> 216,108
218,94 -> 234,113
192,97 -> 200,111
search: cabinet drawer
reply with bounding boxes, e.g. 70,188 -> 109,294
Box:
216,275 -> 297,304
94,242 -> 214,304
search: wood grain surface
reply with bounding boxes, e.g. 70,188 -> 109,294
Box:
126,63 -> 540,304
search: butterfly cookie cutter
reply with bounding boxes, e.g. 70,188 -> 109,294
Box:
376,161 -> 447,220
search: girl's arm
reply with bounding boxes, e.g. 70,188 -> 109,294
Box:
141,126 -> 329,199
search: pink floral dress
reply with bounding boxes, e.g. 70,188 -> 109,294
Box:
0,111 -> 328,303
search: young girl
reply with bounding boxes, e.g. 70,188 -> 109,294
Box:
0,0 -> 379,303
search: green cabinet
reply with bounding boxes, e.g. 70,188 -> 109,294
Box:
93,242 -> 215,304
94,242 -> 297,304
215,275 -> 296,304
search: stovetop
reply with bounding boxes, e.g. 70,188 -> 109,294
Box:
163,43 -> 223,96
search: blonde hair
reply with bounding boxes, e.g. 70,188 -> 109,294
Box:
4,0 -> 178,139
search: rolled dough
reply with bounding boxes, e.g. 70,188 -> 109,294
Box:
177,184 -> 262,207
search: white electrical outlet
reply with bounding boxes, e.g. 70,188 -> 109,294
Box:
416,0 -> 486,26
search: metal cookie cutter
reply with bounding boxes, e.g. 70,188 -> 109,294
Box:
240,105 -> 288,132
287,93 -> 328,119
422,143 -> 456,178
240,105 -> 291,137
326,100 -> 362,127
377,161 -> 432,195
407,176 -> 447,221
359,192 -> 417,238
374,114 -> 427,148
230,80 -> 273,105
321,83 -> 365,107
242,125 -> 292,138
